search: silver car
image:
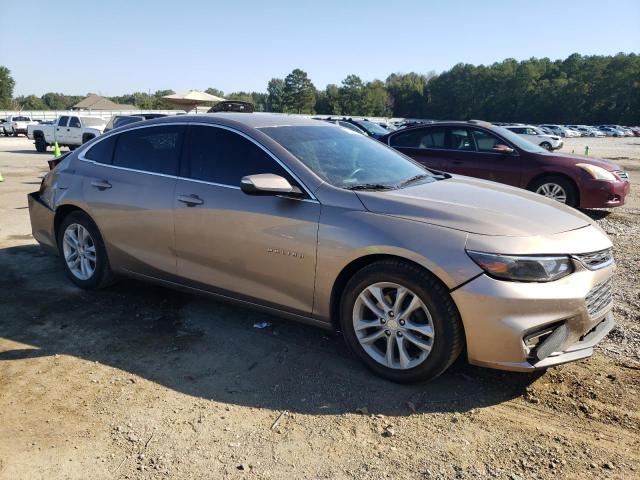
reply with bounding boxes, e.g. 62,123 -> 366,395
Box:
28,114 -> 615,382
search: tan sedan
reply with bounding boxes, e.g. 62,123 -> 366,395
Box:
28,114 -> 615,382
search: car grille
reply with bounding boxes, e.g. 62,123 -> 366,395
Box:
574,248 -> 614,270
585,278 -> 613,317
614,170 -> 629,179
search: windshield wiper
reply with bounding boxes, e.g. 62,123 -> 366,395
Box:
397,174 -> 430,187
345,183 -> 394,191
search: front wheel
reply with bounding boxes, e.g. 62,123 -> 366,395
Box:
530,175 -> 578,207
57,211 -> 115,289
540,141 -> 552,151
340,260 -> 464,383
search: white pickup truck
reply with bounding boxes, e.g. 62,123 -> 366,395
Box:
27,115 -> 107,152
3,115 -> 38,136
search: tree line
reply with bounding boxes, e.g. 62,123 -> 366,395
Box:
1,53 -> 638,124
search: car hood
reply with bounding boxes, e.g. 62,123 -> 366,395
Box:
356,176 -> 593,237
550,153 -> 622,171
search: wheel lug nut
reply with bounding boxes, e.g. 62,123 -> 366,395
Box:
380,318 -> 386,324
385,330 -> 391,336
397,331 -> 403,337
399,319 -> 405,326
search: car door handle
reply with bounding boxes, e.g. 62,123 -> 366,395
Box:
90,180 -> 112,190
66,128 -> 70,131
177,194 -> 204,206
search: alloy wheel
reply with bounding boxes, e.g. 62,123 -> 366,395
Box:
62,223 -> 97,280
352,282 -> 435,370
535,182 -> 567,203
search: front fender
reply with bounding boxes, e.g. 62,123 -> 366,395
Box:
312,208 -> 481,322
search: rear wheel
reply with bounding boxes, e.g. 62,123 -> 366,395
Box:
530,175 -> 578,207
340,260 -> 464,383
35,136 -> 47,152
57,211 -> 115,289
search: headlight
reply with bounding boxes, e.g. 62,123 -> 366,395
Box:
576,163 -> 616,181
466,250 -> 573,282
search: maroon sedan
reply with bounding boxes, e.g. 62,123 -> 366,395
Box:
380,121 -> 630,208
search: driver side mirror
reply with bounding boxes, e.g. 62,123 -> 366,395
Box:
240,173 -> 303,197
492,144 -> 514,154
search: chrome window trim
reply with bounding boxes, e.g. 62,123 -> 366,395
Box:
389,144 -> 520,157
77,121 -> 320,203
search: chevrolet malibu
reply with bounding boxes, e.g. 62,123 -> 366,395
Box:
28,114 -> 615,382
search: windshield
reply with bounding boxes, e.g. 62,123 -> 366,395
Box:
14,116 -> 31,121
493,126 -> 548,153
260,125 -> 435,189
354,120 -> 390,136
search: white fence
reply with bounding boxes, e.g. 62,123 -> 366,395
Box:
0,109 -> 184,121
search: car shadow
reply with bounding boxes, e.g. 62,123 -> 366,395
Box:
580,209 -> 612,221
6,150 -> 46,154
0,244 -> 542,417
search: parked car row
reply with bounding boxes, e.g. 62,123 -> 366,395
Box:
1,115 -> 38,136
539,123 -> 638,137
30,113 -> 620,383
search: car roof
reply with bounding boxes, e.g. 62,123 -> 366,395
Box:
378,120 -> 498,139
142,112 -> 322,129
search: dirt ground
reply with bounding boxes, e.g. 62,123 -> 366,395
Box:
0,135 -> 638,480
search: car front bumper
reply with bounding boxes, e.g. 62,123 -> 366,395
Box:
579,178 -> 630,208
451,263 -> 615,372
28,192 -> 57,253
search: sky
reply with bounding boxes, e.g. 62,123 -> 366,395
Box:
1,0 -> 639,97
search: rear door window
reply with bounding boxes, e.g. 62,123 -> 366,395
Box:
84,135 -> 116,164
184,125 -> 296,187
58,116 -> 69,127
68,117 -> 81,128
113,125 -> 185,175
390,127 -> 446,149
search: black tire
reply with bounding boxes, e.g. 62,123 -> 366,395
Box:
82,134 -> 95,144
56,211 -> 115,289
69,145 -> 77,151
35,136 -> 47,152
540,141 -> 552,151
529,175 -> 578,207
340,259 -> 464,383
